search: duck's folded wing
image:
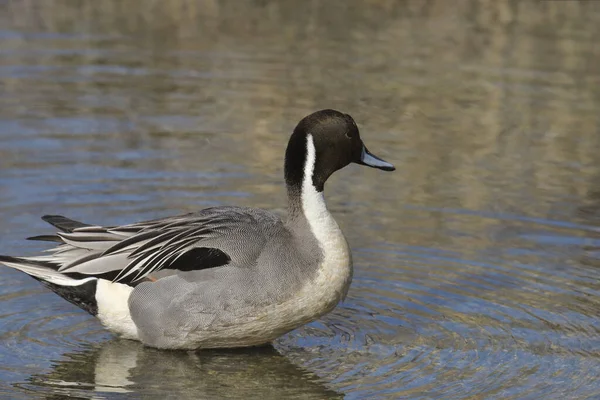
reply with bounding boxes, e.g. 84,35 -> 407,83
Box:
34,207 -> 276,285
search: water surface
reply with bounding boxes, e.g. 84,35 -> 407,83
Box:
1,1 -> 600,398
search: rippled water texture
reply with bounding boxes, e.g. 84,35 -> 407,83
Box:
1,1 -> 600,398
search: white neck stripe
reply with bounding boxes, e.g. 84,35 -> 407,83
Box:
300,134 -> 352,301
301,135 -> 338,250
303,134 -> 317,192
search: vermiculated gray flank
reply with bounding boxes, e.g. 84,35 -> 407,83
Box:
0,109 -> 394,349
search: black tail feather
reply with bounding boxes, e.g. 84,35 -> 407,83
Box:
41,215 -> 90,233
0,254 -> 59,270
27,235 -> 63,243
33,277 -> 98,316
0,255 -> 17,264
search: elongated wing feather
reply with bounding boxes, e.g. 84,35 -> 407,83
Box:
42,215 -> 91,232
27,235 -> 63,243
57,231 -> 129,251
48,207 -> 281,285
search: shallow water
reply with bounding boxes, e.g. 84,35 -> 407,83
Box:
1,1 -> 600,398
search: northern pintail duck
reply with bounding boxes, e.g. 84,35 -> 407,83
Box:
0,109 -> 394,349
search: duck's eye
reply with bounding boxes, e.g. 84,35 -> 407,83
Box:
345,130 -> 353,139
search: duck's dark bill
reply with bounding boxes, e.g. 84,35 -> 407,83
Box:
356,146 -> 395,171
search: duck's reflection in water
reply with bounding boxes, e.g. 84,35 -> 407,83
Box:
29,340 -> 342,399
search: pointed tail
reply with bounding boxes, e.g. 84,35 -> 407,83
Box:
0,255 -> 98,315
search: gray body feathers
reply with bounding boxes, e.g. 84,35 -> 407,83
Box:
2,208 -> 326,349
